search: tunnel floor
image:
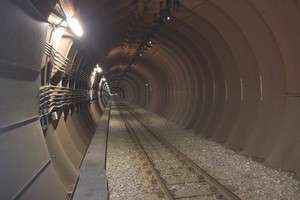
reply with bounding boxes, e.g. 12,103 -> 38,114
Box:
106,103 -> 300,200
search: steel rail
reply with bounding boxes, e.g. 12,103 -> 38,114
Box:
122,103 -> 241,200
119,108 -> 174,200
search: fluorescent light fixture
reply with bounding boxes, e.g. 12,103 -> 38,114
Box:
96,64 -> 102,73
48,14 -> 68,27
96,68 -> 102,73
68,17 -> 83,37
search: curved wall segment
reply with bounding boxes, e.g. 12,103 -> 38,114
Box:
113,0 -> 300,178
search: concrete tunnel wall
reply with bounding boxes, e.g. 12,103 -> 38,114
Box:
110,1 -> 300,179
0,0 -> 300,199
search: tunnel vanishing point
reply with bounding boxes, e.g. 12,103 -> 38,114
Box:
1,0 -> 300,199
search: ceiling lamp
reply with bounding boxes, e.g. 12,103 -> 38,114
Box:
68,17 -> 83,37
96,64 -> 102,73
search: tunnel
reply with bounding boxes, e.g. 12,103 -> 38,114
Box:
1,0 -> 300,199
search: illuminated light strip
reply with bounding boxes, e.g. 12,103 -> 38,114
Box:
260,75 -> 263,101
68,17 -> 83,37
240,78 -> 244,100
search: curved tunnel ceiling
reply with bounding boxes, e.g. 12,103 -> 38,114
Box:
71,0 -> 300,177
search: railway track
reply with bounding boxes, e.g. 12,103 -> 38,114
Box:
118,103 -> 241,200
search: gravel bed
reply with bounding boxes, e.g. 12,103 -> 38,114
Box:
128,118 -> 212,198
132,106 -> 300,200
106,109 -> 165,200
